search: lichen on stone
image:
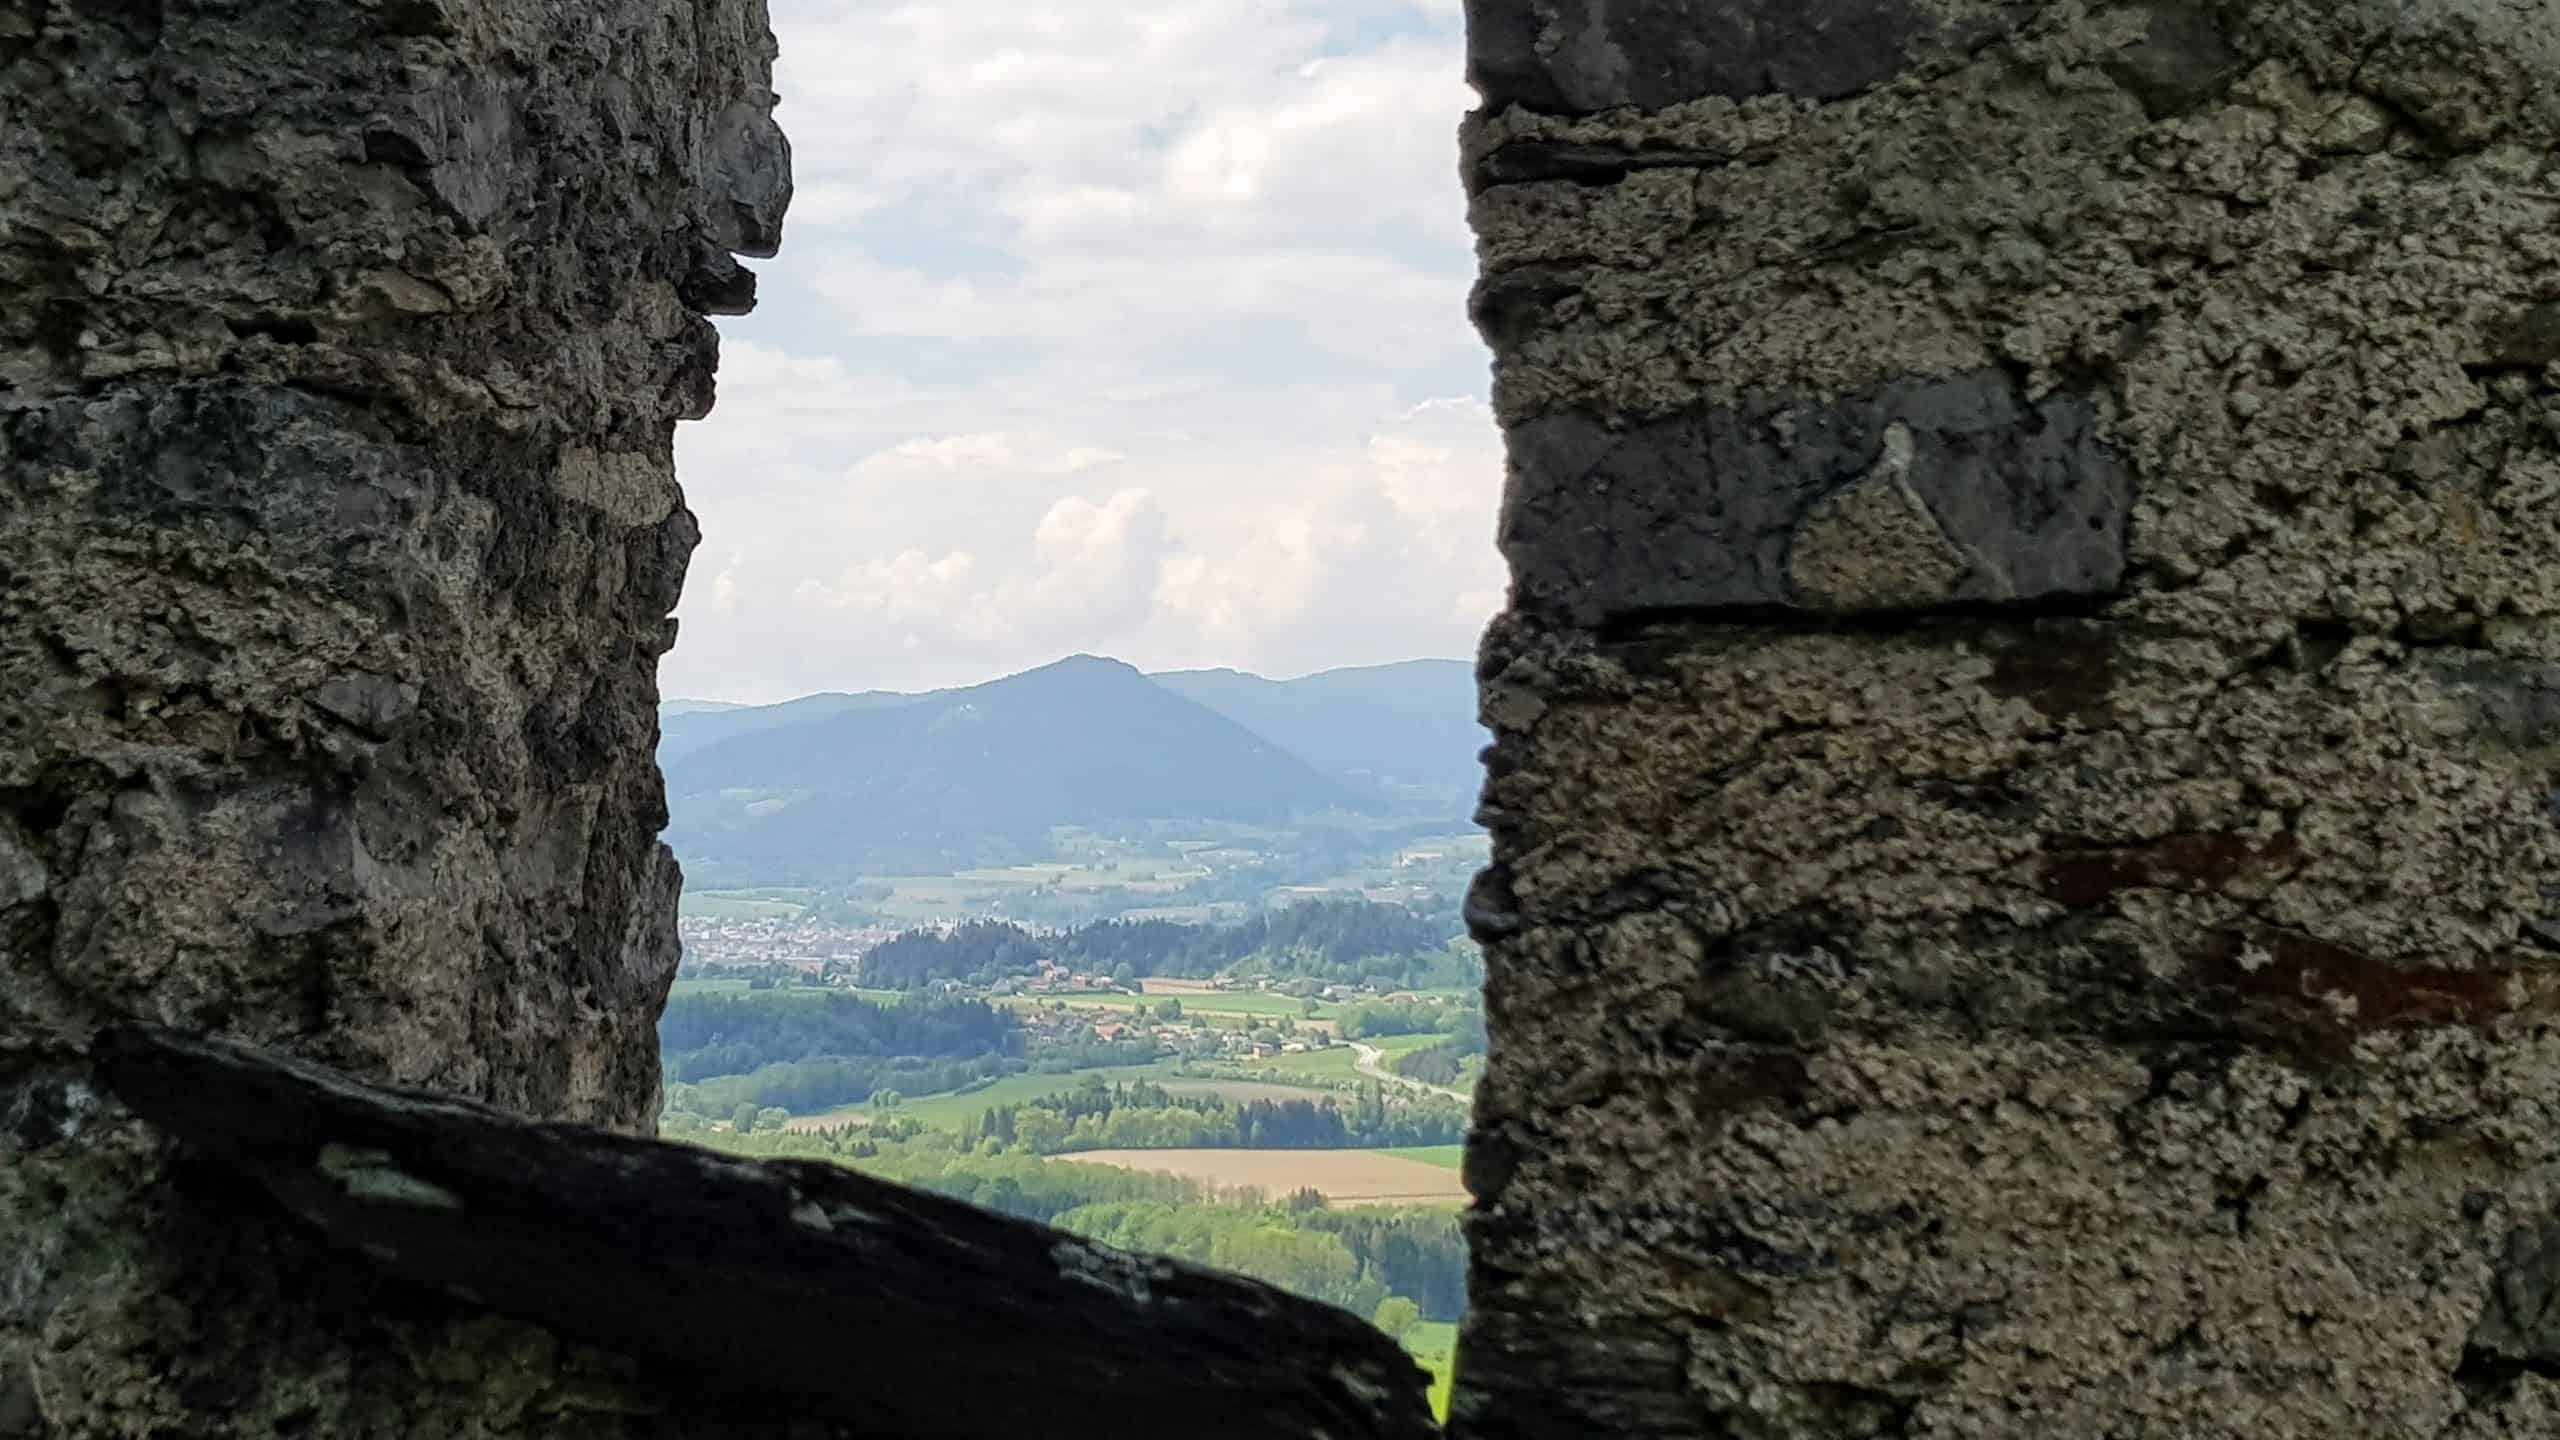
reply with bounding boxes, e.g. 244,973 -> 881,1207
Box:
1457,0 -> 2560,1433
1,0 -> 791,1429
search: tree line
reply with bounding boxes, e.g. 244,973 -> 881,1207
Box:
952,1077 -> 1467,1155
658,990 -> 1023,1116
861,898 -> 1479,991
1332,996 -> 1480,1041
660,990 -> 1018,1079
861,919 -> 1051,989
1388,1010 -> 1488,1085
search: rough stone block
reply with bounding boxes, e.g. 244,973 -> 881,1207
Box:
1,0 -> 789,1429
1501,372 -> 2131,624
1457,0 -> 2560,1433
1462,0 -> 2028,111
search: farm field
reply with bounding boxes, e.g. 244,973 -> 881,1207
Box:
786,1071 -> 1353,1135
1008,992 -> 1339,1025
1243,1031 -> 1444,1086
848,843 -> 1263,925
1128,990 -> 1335,1019
669,977 -> 754,996
950,861 -> 1207,891
677,887 -> 816,920
1158,1079 -> 1335,1104
669,980 -> 905,1004
1398,988 -> 1479,1005
886,1064 -> 1192,1128
791,1061 -> 1321,1133
779,1108 -> 872,1133
1372,1145 -> 1463,1170
668,978 -> 841,1000
1054,1148 -> 1469,1207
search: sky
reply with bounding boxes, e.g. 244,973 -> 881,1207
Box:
662,0 -> 1504,704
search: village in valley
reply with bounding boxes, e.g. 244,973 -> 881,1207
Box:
660,878 -> 1483,1411
651,670 -> 1492,1414
678,912 -> 1452,1062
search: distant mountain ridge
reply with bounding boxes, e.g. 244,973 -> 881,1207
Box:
658,689 -> 914,763
1150,659 -> 1481,804
661,655 -> 1411,882
661,657 -> 1480,789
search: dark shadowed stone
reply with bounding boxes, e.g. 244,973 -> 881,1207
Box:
1463,0 -> 2028,113
94,1025 -> 1439,1440
2472,1218 -> 2560,1368
681,246 -> 762,316
1479,140 -> 1740,187
1500,371 -> 2132,625
2493,303 -> 2560,367
2433,660 -> 2560,748
0,1355 -> 38,1438
709,98 -> 792,259
2102,2 -> 2245,120
1450,1311 -> 1696,1438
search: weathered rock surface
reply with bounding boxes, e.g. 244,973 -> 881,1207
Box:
89,1025 -> 1437,1440
1501,372 -> 2131,621
1,0 -> 786,1430
1457,0 -> 2560,1435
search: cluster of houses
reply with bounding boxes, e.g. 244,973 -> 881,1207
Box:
674,915 -> 897,977
985,959 -> 1127,996
1007,1001 -> 1339,1062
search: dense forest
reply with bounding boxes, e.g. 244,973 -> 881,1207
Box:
1393,1028 -> 1486,1087
863,898 -> 1478,990
659,991 -> 1018,1079
658,991 -> 1024,1115
661,656 -> 1373,882
1331,996 -> 1479,1041
954,1077 -> 1468,1154
861,919 -> 1051,988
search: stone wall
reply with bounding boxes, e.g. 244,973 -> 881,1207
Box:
1454,1 -> 2560,1435
1,0 -> 786,1429
21,0 -> 2560,1432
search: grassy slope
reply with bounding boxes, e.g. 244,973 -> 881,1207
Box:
677,894 -> 806,921
1402,1321 -> 1458,1422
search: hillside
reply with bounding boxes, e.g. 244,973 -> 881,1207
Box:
1150,659 -> 1483,806
658,689 -> 916,763
662,656 -> 1371,880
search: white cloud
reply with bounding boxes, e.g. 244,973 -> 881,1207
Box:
1139,395 -> 1503,673
798,549 -> 979,616
864,433 -> 1126,478
708,549 -> 743,614
662,1 -> 1499,702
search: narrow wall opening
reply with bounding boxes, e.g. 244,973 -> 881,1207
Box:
4,0 -> 1469,1428
646,0 -> 1505,1422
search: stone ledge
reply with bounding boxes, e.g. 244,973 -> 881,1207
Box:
92,1025 -> 1437,1440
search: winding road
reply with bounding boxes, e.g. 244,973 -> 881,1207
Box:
1349,1043 -> 1471,1103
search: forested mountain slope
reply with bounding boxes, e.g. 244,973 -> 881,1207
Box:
663,655 -> 1371,878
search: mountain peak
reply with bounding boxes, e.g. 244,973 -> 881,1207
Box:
1032,653 -> 1141,675
661,656 -> 1372,878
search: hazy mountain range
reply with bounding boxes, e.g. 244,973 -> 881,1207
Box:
658,655 -> 1481,880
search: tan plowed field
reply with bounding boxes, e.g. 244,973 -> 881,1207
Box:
1053,1148 -> 1469,1207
